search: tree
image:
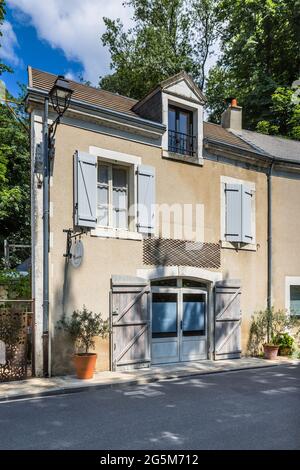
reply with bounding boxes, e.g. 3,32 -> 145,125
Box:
0,92 -> 30,266
206,0 -> 300,134
0,4 -> 30,267
100,0 -> 219,99
256,85 -> 300,139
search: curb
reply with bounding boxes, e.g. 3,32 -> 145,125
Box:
0,361 -> 289,403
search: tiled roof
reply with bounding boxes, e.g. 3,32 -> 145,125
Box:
29,67 -> 138,116
203,122 -> 255,152
28,67 -> 280,156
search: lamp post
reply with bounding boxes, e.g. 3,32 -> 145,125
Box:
42,76 -> 73,376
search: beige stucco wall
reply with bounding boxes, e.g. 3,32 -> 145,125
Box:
47,119 -> 272,375
272,173 -> 300,310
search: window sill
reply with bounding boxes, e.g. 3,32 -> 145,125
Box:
162,149 -> 204,166
220,240 -> 257,252
91,227 -> 143,241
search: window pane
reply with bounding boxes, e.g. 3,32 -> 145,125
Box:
113,168 -> 127,188
290,285 -> 300,316
182,279 -> 207,288
152,293 -> 177,337
98,165 -> 108,184
151,278 -> 177,287
168,108 -> 176,132
113,209 -> 128,229
113,188 -> 127,210
179,111 -> 189,134
97,185 -> 108,205
97,206 -> 108,226
182,294 -> 205,336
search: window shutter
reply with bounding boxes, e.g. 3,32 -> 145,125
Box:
137,165 -> 155,234
225,183 -> 242,242
74,151 -> 97,228
241,185 -> 253,243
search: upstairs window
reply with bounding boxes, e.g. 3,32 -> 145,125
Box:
168,106 -> 195,156
225,183 -> 254,244
97,162 -> 128,229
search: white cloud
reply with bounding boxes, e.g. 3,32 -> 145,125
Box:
65,70 -> 77,81
1,20 -> 20,66
7,0 -> 133,84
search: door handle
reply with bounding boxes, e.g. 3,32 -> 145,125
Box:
180,320 -> 183,330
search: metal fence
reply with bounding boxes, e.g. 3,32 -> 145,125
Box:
0,299 -> 34,382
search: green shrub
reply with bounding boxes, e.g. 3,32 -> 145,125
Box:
57,306 -> 110,354
273,332 -> 295,351
248,308 -> 299,356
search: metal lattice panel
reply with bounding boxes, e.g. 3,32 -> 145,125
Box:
0,306 -> 31,382
143,238 -> 221,269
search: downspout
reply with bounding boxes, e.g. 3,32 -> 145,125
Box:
267,160 -> 275,315
42,97 -> 50,377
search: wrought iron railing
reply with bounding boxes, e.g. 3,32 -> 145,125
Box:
168,130 -> 196,156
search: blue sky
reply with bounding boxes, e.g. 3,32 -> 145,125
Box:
1,0 -> 131,97
1,1 -> 218,99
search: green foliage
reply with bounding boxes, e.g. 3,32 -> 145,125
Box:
248,307 -> 300,356
100,0 -> 219,98
0,269 -> 31,299
206,0 -> 300,136
57,306 -> 110,354
256,120 -> 279,135
273,332 -> 295,350
256,86 -> 300,139
0,90 -> 30,266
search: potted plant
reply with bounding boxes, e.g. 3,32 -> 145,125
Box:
57,306 -> 110,379
248,307 -> 299,360
273,332 -> 295,356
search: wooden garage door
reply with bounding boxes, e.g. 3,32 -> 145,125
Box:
111,276 -> 151,371
214,280 -> 241,360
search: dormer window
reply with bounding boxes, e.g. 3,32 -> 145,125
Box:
168,106 -> 196,156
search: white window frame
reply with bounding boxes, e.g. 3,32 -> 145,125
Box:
220,175 -> 256,251
162,93 -> 204,164
89,146 -> 142,240
285,276 -> 300,317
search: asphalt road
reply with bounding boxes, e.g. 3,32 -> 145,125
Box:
0,364 -> 299,450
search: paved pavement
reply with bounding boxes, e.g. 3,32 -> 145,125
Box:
0,364 -> 299,450
0,356 -> 298,401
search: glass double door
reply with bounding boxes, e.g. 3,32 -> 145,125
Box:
151,287 -> 207,364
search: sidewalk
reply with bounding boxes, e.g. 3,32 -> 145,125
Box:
1,356 -> 299,402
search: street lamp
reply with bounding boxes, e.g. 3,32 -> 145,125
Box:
49,75 -> 73,119
42,75 -> 73,377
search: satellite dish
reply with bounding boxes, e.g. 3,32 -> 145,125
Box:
71,239 -> 84,268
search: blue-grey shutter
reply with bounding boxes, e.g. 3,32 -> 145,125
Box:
137,165 -> 155,234
241,185 -> 253,243
74,151 -> 97,228
225,183 -> 242,242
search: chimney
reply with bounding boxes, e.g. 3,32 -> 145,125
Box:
221,98 -> 242,132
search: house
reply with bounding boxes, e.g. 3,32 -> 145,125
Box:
27,68 -> 300,377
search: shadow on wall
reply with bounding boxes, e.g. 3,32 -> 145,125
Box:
51,234 -> 110,376
52,235 -> 76,376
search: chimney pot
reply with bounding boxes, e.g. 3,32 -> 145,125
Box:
221,99 -> 242,132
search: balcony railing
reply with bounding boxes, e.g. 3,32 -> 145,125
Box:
168,130 -> 196,157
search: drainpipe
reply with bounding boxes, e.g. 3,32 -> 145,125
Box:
42,97 -> 50,377
267,160 -> 275,313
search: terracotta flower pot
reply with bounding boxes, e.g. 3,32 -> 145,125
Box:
73,353 -> 97,379
263,344 -> 279,360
